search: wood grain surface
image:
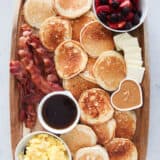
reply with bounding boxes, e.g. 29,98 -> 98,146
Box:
10,0 -> 150,159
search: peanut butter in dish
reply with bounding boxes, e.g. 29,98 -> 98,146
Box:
112,80 -> 142,109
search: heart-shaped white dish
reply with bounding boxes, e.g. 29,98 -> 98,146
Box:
111,79 -> 143,111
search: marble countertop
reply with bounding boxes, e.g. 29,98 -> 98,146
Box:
0,0 -> 160,159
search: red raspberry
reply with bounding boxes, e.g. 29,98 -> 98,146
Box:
117,21 -> 126,28
96,5 -> 111,14
125,12 -> 134,21
95,0 -> 100,7
108,21 -> 126,29
120,0 -> 132,8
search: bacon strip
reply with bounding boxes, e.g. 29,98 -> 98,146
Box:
10,24 -> 63,128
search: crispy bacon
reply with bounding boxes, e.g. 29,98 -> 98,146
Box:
10,61 -> 28,83
10,60 -> 44,104
20,105 -> 37,129
17,25 -> 63,94
10,24 -> 63,128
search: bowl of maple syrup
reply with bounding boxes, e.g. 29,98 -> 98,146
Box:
38,91 -> 80,134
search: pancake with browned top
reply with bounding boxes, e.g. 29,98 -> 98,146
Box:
72,12 -> 95,41
40,17 -> 72,51
63,76 -> 98,100
93,51 -> 126,91
114,111 -> 136,139
105,138 -> 138,160
79,88 -> 114,125
55,40 -> 88,79
80,21 -> 114,58
54,0 -> 92,19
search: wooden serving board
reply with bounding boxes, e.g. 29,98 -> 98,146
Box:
10,0 -> 150,160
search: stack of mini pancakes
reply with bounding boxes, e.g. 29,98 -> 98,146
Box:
23,0 -> 144,160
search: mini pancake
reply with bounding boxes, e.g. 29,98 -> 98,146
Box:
91,119 -> 116,145
80,57 -> 97,84
74,145 -> 109,160
60,124 -> 97,155
63,76 -> 98,100
24,0 -> 56,28
54,0 -> 92,19
93,51 -> 126,91
105,138 -> 138,160
79,88 -> 114,125
114,111 -> 136,139
39,17 -> 72,51
72,12 -> 96,41
80,21 -> 114,58
55,40 -> 88,79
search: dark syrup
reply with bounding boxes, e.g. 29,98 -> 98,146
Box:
42,95 -> 77,129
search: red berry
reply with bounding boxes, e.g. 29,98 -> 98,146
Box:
96,5 -> 111,14
95,0 -> 100,7
117,0 -> 125,2
108,21 -> 126,29
120,0 -> 132,8
117,21 -> 126,28
109,0 -> 112,4
125,12 -> 134,21
108,22 -> 119,29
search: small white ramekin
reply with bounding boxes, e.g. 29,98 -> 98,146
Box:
93,0 -> 148,33
111,78 -> 143,111
38,91 -> 80,134
15,131 -> 72,160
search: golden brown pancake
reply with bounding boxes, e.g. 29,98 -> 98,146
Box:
79,88 -> 114,125
54,0 -> 92,19
80,21 -> 114,58
55,40 -> 88,79
105,138 -> 138,160
91,119 -> 116,145
60,124 -> 97,155
24,0 -> 56,28
39,17 -> 72,51
74,145 -> 109,160
72,12 -> 95,41
80,57 -> 97,84
93,51 -> 126,91
63,76 -> 98,100
114,111 -> 136,139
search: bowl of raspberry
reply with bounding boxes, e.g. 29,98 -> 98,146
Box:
93,0 -> 148,32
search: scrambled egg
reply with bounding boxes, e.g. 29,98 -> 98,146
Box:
19,134 -> 69,160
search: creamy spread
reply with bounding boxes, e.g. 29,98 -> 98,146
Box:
112,80 -> 141,108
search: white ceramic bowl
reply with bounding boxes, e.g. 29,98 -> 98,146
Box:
38,91 -> 80,134
93,0 -> 148,32
15,131 -> 72,160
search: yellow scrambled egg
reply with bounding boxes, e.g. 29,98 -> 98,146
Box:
19,134 -> 69,160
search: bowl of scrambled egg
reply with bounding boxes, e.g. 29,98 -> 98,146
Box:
15,131 -> 72,160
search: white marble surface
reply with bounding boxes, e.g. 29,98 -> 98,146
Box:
0,0 -> 160,159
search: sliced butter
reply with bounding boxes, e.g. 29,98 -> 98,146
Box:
127,66 -> 145,83
125,53 -> 142,61
114,33 -> 132,51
